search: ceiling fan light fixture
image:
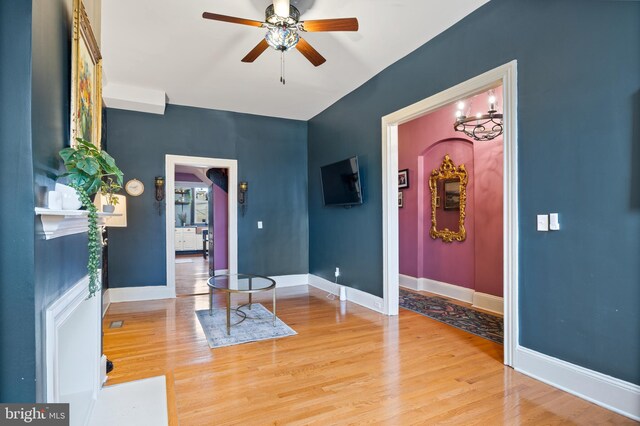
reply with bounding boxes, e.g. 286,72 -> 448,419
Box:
265,27 -> 299,51
265,4 -> 300,26
273,0 -> 290,18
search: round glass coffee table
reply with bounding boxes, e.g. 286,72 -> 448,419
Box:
207,273 -> 277,335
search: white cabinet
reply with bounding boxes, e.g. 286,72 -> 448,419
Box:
175,227 -> 199,251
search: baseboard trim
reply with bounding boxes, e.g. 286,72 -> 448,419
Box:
515,346 -> 640,421
399,274 -> 419,290
106,286 -> 176,303
100,355 -> 108,386
269,274 -> 309,288
420,277 -> 474,303
102,289 -> 111,318
399,275 -> 504,314
472,292 -> 504,315
308,274 -> 384,314
106,274 -> 308,303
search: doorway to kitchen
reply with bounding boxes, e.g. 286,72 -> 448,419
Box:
165,155 -> 238,298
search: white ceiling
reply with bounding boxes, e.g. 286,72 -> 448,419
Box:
101,0 -> 488,121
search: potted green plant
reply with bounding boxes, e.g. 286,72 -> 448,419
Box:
101,177 -> 120,213
59,138 -> 124,297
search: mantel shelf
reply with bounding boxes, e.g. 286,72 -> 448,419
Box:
35,208 -> 121,240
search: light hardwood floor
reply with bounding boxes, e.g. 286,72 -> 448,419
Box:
103,286 -> 633,425
175,254 -> 210,296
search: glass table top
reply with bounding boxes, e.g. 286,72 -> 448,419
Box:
207,273 -> 276,293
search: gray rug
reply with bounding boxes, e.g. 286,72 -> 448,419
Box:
195,303 -> 296,348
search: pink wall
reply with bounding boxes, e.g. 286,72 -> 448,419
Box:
398,89 -> 503,296
213,184 -> 228,270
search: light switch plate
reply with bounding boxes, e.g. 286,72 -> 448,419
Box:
257,221 -> 263,229
537,214 -> 549,231
549,213 -> 560,230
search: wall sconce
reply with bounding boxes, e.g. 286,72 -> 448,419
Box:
239,181 -> 248,216
155,176 -> 165,201
155,176 -> 165,215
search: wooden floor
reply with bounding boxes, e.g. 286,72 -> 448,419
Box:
175,254 -> 209,296
103,286 -> 632,425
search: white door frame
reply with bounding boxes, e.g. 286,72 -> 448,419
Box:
165,155 -> 238,296
380,60 -> 519,366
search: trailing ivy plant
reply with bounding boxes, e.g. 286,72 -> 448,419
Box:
59,138 -> 124,298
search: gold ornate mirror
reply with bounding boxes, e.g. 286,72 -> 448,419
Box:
429,154 -> 468,243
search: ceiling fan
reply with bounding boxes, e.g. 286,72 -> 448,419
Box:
202,0 -> 359,84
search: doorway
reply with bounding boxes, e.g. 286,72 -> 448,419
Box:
173,165 -> 228,296
397,88 -> 505,346
165,155 -> 238,297
381,61 -> 518,366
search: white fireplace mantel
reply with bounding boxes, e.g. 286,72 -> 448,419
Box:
35,208 -> 120,240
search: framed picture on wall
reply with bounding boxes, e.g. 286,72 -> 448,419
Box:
70,0 -> 102,149
398,169 -> 409,188
398,191 -> 404,208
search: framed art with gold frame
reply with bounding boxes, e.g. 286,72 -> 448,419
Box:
70,0 -> 102,149
428,154 -> 468,243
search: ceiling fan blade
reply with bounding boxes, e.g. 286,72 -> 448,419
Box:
301,18 -> 359,32
202,12 -> 264,28
296,37 -> 326,67
241,39 -> 270,63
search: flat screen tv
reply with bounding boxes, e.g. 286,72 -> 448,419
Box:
320,156 -> 363,207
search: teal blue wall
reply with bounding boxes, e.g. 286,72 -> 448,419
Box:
31,0 -> 91,403
0,0 -> 92,402
308,0 -> 640,384
106,106 -> 309,287
0,0 -> 37,402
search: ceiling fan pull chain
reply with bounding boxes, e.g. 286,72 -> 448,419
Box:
280,51 -> 286,85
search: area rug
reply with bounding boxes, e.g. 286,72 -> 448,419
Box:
399,289 -> 503,344
195,304 -> 296,348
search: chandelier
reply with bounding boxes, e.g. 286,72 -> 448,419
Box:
454,90 -> 503,141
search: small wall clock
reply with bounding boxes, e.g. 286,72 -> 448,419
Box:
125,179 -> 144,196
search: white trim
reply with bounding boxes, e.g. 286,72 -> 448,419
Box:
106,286 -> 175,303
166,155 -> 238,299
420,278 -> 474,303
100,355 -> 108,386
308,274 -> 385,314
35,208 -> 120,240
381,60 -> 518,367
400,275 -> 504,314
398,274 -> 419,290
516,346 -> 640,421
106,274 -> 309,303
269,274 -> 309,288
103,83 -> 166,115
45,275 -> 101,425
102,289 -> 111,318
472,292 -> 504,315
